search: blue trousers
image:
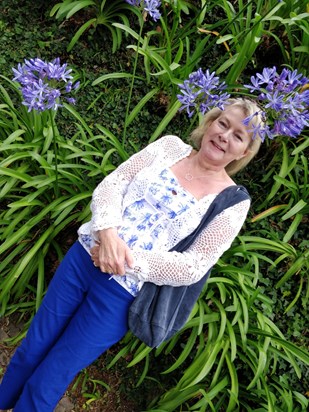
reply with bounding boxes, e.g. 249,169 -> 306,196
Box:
0,242 -> 134,411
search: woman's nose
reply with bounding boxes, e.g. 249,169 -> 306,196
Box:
219,131 -> 229,142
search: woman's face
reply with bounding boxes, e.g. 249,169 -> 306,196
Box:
199,106 -> 251,168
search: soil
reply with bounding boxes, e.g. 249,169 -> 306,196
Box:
0,314 -> 143,412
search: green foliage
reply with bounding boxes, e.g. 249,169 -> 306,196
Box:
250,135 -> 309,310
199,0 -> 309,82
93,3 -> 211,144
0,75 -> 132,316
93,0 -> 309,149
262,0 -> 309,73
71,369 -> 111,407
0,0 -> 308,410
50,0 -> 142,52
117,231 -> 308,411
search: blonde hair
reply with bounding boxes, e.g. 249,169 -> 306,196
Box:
190,98 -> 263,176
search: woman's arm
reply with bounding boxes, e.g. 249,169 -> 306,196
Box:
124,199 -> 250,286
89,135 -> 186,273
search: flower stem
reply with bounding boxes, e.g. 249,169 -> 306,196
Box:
49,109 -> 59,198
122,20 -> 144,147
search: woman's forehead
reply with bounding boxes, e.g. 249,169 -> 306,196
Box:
221,106 -> 246,118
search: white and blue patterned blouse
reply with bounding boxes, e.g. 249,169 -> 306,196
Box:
78,135 -> 250,296
80,168 -> 196,296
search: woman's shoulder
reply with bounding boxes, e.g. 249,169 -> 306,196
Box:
160,134 -> 186,144
143,135 -> 192,165
157,135 -> 192,152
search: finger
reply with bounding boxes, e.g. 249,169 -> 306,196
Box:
96,258 -> 113,274
90,245 -> 99,256
93,260 -> 112,275
111,253 -> 127,275
100,266 -> 113,275
125,247 -> 134,269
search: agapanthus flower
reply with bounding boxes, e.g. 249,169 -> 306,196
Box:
12,57 -> 79,112
177,68 -> 230,118
244,67 -> 309,141
125,0 -> 161,21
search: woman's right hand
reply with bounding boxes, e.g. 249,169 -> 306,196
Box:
91,228 -> 134,275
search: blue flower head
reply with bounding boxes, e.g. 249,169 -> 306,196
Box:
178,66 -> 309,142
12,57 -> 79,112
125,0 -> 161,21
244,67 -> 309,140
177,68 -> 230,118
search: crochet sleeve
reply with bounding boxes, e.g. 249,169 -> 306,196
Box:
90,135 -> 185,234
127,200 -> 250,286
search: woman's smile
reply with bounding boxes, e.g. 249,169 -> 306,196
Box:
211,140 -> 225,152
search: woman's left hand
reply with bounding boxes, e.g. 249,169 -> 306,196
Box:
90,243 -> 132,274
90,228 -> 134,275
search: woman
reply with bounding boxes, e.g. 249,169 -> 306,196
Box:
0,98 -> 262,411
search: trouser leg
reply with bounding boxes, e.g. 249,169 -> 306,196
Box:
0,242 -> 91,409
14,269 -> 134,412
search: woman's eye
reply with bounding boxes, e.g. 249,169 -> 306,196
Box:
235,135 -> 243,141
219,120 -> 227,128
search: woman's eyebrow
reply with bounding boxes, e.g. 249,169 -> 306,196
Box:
219,114 -> 228,122
220,115 -> 230,125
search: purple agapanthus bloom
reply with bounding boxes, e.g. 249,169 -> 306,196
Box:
177,68 -> 230,118
125,0 -> 161,21
256,66 -> 277,86
12,57 -> 79,112
125,0 -> 141,5
244,67 -> 309,140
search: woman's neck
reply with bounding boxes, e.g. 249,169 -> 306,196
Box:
186,151 -> 230,181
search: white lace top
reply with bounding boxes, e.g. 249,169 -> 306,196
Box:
78,135 -> 250,296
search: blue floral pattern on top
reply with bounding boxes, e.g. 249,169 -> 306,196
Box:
80,168 -> 196,296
